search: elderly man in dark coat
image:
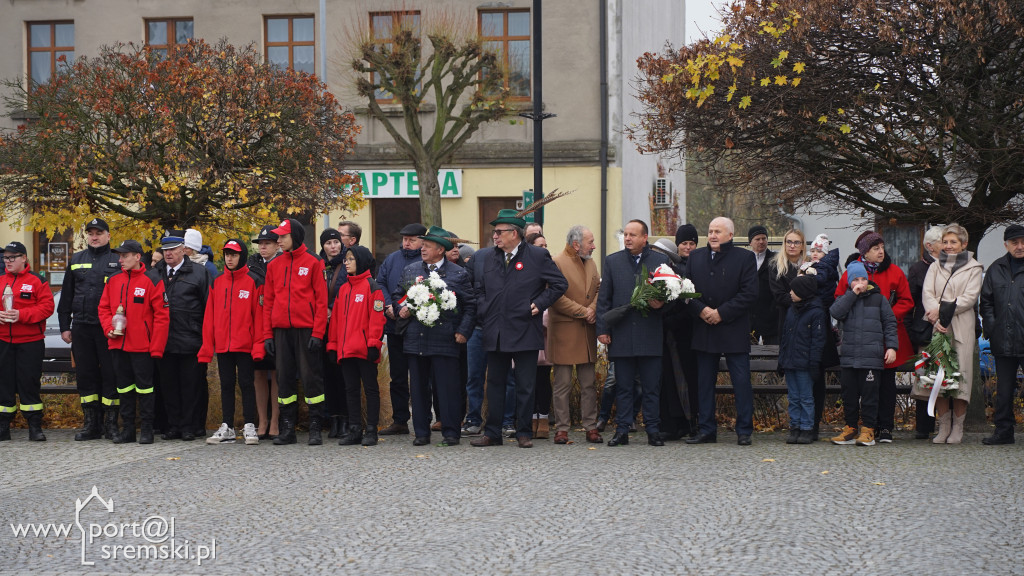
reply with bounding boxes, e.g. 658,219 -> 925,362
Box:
981,224 -> 1024,445
469,210 -> 567,448
395,226 -> 475,447
747,225 -> 778,344
685,217 -> 759,446
596,219 -> 671,447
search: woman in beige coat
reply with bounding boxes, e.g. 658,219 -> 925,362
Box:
922,223 -> 984,444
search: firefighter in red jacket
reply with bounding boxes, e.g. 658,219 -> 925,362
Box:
199,239 -> 265,446
0,241 -> 56,441
98,240 -> 170,444
327,245 -> 386,446
262,219 -> 328,445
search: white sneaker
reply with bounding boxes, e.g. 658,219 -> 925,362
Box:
206,423 -> 236,444
243,423 -> 259,445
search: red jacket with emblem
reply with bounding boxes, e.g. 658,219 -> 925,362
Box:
198,264 -> 265,362
0,265 -> 55,344
98,264 -> 169,357
326,269 -> 386,362
262,243 -> 327,339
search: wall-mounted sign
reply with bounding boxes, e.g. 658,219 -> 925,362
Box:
352,169 -> 462,198
47,242 -> 68,272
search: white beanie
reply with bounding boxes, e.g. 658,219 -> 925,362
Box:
184,228 -> 203,251
810,233 -> 830,252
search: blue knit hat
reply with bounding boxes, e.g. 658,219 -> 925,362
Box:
846,260 -> 868,281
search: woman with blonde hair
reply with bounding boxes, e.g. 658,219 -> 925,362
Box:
922,223 -> 983,444
769,229 -> 808,336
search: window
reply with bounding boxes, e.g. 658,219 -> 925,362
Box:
145,18 -> 194,58
479,9 -> 530,99
27,21 -> 74,85
265,15 -> 314,74
369,11 -> 421,102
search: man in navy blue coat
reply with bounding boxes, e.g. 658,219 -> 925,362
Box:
470,210 -> 567,448
596,219 -> 671,447
685,217 -> 759,446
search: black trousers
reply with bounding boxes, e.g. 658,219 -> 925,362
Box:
71,323 -> 117,407
341,357 -> 379,429
323,350 -> 347,417
534,364 -> 552,415
409,354 -> 463,439
217,351 -> 256,426
660,335 -> 689,438
385,332 -> 410,424
613,355 -> 662,435
993,356 -> 1024,438
484,350 -> 538,440
876,368 -> 897,432
0,339 -> 44,415
112,350 -> 156,427
841,367 -> 880,429
161,352 -> 201,434
274,327 -> 325,419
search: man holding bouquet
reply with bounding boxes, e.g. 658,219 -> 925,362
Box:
596,219 -> 671,446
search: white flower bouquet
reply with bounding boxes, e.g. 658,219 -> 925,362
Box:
401,271 -> 458,328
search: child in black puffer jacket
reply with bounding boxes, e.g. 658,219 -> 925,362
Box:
778,274 -> 827,444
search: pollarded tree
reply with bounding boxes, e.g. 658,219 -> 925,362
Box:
0,38 -> 362,244
629,0 -> 1024,252
350,11 -> 510,227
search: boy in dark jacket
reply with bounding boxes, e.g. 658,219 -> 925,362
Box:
779,274 -> 827,444
829,261 -> 898,446
199,240 -> 265,446
327,245 -> 386,447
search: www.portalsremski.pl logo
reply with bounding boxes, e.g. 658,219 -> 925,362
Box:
9,486 -> 216,566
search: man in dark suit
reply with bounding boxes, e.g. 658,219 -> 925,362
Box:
747,225 -> 778,344
596,219 -> 671,447
396,226 -> 476,446
686,217 -> 759,446
469,209 -> 567,448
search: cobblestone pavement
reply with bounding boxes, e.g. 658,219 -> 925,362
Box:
1,428 -> 1022,576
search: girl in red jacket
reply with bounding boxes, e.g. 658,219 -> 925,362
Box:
0,242 -> 56,442
199,240 -> 265,446
327,245 -> 385,446
835,230 -> 914,443
98,240 -> 170,444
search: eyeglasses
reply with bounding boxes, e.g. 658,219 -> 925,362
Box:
785,240 -> 803,246
3,255 -> 21,262
491,228 -> 515,237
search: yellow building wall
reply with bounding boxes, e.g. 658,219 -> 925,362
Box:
323,166 -> 622,269
0,219 -> 35,260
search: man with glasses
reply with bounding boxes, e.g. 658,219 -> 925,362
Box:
58,218 -> 123,441
338,221 -> 361,251
469,210 -> 567,448
0,242 -> 56,441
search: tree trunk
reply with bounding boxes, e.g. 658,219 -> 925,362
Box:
416,166 -> 442,228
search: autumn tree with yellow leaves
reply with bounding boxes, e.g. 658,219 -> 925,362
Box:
0,39 -> 362,245
630,0 -> 1024,252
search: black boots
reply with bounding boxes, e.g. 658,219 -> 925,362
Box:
338,424 -> 362,446
78,406 -> 105,441
0,415 -> 11,441
139,423 -> 154,444
112,426 -> 136,444
104,407 -> 119,440
27,412 -> 46,441
273,411 -> 297,445
786,429 -> 800,444
308,416 -> 323,446
797,429 -> 816,444
361,426 -> 378,446
327,415 -> 341,439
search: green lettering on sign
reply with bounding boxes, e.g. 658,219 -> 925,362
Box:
345,170 -> 461,198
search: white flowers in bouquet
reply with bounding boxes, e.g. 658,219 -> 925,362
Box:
402,273 -> 458,328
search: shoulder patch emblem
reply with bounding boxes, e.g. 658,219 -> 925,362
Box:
163,292 -> 170,307
373,299 -> 384,312
259,294 -> 264,306
324,269 -> 330,281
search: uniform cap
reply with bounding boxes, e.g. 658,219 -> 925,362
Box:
85,218 -> 109,232
111,240 -> 144,254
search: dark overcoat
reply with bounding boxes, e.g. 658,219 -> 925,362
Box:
750,248 -> 778,339
472,241 -> 567,353
397,259 -> 476,358
595,245 -> 670,358
686,240 -> 758,354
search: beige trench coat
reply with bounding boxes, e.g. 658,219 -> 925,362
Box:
922,252 -> 983,403
547,244 -> 600,365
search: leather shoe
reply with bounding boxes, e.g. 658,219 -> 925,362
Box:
648,433 -> 665,447
430,421 -> 442,432
440,437 -> 460,446
553,431 -> 569,444
378,423 -> 410,435
737,434 -> 752,446
470,435 -> 502,447
595,418 -> 607,432
685,432 -> 717,444
161,430 -> 182,441
607,431 -> 629,446
413,436 -> 430,446
586,429 -> 603,443
516,436 -> 533,448
181,431 -> 196,441
982,434 -> 1015,445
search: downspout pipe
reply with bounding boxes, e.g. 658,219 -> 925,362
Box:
599,0 -> 609,263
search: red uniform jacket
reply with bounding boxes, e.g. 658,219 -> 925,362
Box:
262,244 -> 327,339
836,256 -> 915,368
326,270 -> 386,363
198,265 -> 265,362
0,266 -> 54,344
98,264 -> 169,357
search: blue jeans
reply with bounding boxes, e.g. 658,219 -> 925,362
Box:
695,352 -> 753,436
464,329 -> 486,426
785,369 -> 815,430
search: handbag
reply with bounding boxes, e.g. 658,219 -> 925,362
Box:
909,373 -> 930,401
